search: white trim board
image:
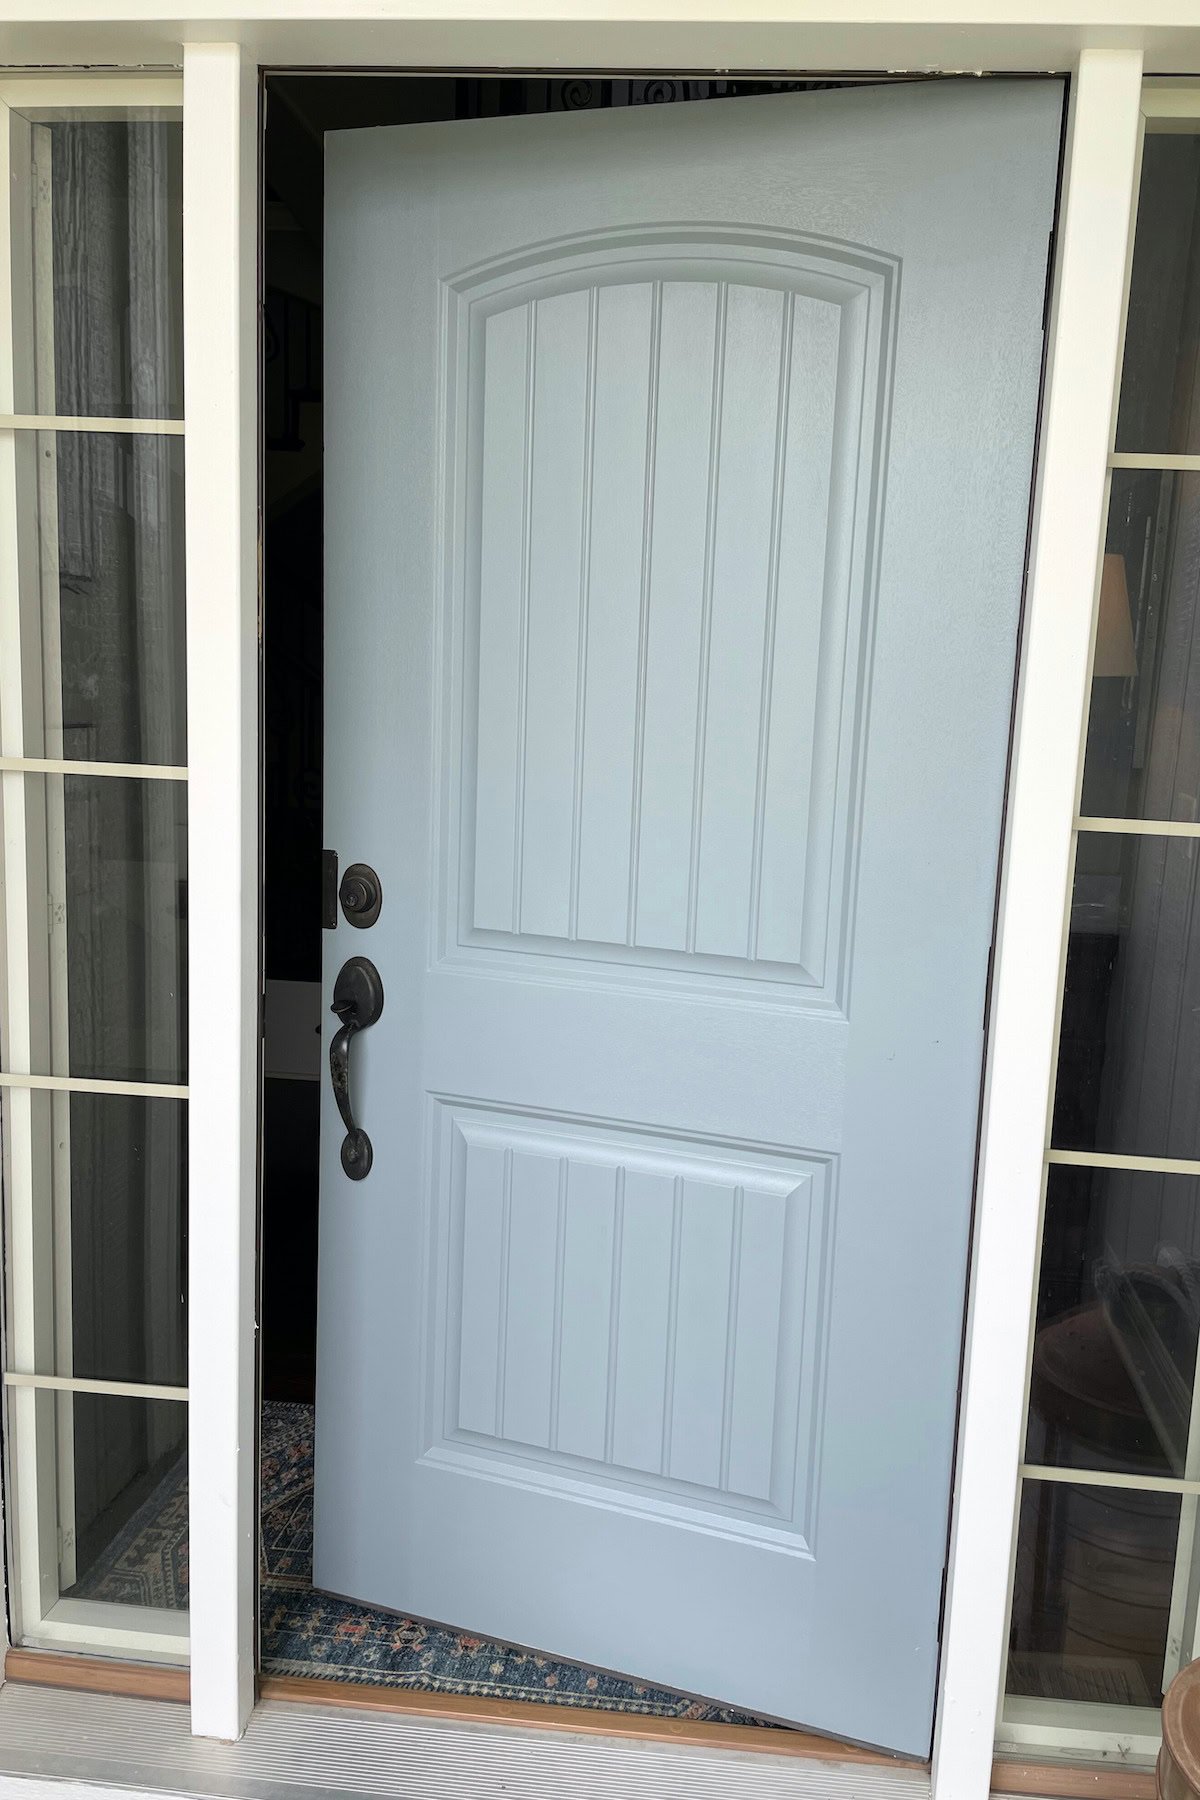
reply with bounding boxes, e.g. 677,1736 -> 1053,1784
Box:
0,1686 -> 931,1800
1,12 -> 1200,75
182,38 -> 259,1744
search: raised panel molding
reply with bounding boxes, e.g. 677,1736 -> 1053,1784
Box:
438,226 -> 897,1005
423,1098 -> 835,1552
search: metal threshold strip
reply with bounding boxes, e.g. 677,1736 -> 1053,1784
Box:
0,1682 -> 932,1800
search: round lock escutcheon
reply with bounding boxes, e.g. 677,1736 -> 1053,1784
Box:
339,862 -> 382,928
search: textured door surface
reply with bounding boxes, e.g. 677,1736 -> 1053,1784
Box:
316,80 -> 1061,1754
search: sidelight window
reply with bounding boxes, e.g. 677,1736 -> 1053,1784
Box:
1000,84 -> 1200,1762
0,76 -> 187,1663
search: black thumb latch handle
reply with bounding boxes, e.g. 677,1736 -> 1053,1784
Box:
329,955 -> 384,1180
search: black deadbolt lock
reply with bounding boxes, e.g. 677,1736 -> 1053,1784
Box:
339,862 -> 382,928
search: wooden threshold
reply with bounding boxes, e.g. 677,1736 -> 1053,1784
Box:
4,1651 -> 917,1767
991,1757 -> 1158,1800
4,1647 -> 189,1703
5,1651 -> 1158,1800
259,1672 -> 921,1765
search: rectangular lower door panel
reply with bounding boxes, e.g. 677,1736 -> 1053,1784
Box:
429,1103 -> 831,1541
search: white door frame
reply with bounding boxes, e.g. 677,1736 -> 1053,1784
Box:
0,12 -> 1163,1800
181,40 -> 259,1742
186,44 -> 1148,1789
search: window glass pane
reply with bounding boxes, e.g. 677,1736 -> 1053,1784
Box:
69,1095 -> 187,1387
15,116 -> 183,420
62,775 -> 186,1083
1080,470 -> 1200,825
1,1092 -> 186,1387
13,431 -> 186,766
1052,831 -> 1200,1161
59,1392 -> 187,1613
1115,132 -> 1200,455
1008,1479 -> 1180,1709
0,773 -> 187,1083
1027,1165 -> 1200,1479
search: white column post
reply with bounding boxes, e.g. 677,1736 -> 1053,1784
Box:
931,47 -> 1144,1800
183,40 -> 259,1741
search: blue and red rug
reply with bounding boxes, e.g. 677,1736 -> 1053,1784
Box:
74,1399 -> 767,1724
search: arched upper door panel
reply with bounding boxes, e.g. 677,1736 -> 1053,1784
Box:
438,228 -> 897,1006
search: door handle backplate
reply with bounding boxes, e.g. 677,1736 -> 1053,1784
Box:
329,955 -> 384,1180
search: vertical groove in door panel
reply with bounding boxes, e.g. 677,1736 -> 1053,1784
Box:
602,1166 -> 626,1466
499,1150 -> 561,1449
658,1175 -> 686,1477
754,296 -> 843,972
472,307 -> 530,933
454,1135 -> 509,1438
794,1167 -> 834,1539
511,303 -> 538,934
572,283 -> 654,949
685,283 -> 729,956
519,290 -> 591,940
494,1147 -> 515,1437
547,1159 -> 569,1451
555,1158 -> 618,1463
634,281 -> 720,953
625,281 -> 663,950
796,295 -> 866,989
567,288 -> 600,944
668,1182 -> 737,1490
696,282 -> 792,961
718,1186 -> 746,1492
610,1166 -> 674,1477
728,1186 -> 792,1504
747,291 -> 796,963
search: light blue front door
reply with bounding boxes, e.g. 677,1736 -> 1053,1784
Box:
315,80 -> 1061,1753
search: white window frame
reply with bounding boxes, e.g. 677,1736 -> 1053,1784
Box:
984,75 -> 1200,1772
0,70 -> 189,1665
0,18 -> 1167,1800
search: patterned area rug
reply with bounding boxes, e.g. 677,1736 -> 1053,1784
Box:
76,1399 -> 769,1724
68,1448 -> 189,1610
